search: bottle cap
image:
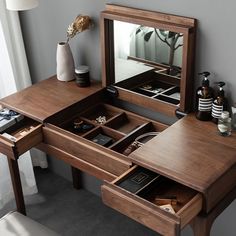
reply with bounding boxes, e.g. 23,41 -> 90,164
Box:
199,71 -> 210,87
221,111 -> 229,119
75,65 -> 89,74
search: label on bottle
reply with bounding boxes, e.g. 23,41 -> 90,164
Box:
198,98 -> 213,111
212,103 -> 223,118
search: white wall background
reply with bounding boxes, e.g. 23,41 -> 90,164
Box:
19,1 -> 236,235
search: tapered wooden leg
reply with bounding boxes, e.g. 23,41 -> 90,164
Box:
191,215 -> 212,236
71,166 -> 81,189
7,157 -> 26,215
191,187 -> 236,236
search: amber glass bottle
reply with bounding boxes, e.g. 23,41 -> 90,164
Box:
212,82 -> 227,123
195,72 -> 214,121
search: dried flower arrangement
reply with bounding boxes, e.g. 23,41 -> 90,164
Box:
66,15 -> 92,43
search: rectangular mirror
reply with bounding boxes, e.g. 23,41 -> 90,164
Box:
114,21 -> 183,82
101,4 -> 196,117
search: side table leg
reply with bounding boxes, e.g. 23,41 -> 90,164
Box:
191,186 -> 236,236
7,157 -> 26,215
71,166 -> 81,189
191,215 -> 212,236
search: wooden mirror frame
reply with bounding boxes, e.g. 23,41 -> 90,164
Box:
100,4 -> 197,117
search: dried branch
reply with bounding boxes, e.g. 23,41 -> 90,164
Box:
154,28 -> 171,47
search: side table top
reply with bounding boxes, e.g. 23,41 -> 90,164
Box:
130,114 -> 236,194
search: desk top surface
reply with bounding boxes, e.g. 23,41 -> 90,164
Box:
130,114 -> 236,193
0,76 -> 102,122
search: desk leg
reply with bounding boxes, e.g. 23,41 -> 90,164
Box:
191,187 -> 236,236
7,157 -> 26,215
191,214 -> 212,236
71,166 -> 81,189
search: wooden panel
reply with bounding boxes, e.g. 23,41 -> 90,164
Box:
105,4 -> 196,27
15,124 -> 42,156
37,143 -> 116,182
0,121 -> 42,159
102,183 -> 180,236
178,194 -> 202,227
0,138 -> 15,159
43,126 -> 132,176
0,76 -> 102,122
130,114 -> 236,212
115,87 -> 177,117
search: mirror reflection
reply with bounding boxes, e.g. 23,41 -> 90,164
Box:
114,20 -> 183,83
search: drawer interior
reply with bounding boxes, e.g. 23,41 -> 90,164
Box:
115,166 -> 199,216
0,117 -> 41,143
49,103 -> 168,157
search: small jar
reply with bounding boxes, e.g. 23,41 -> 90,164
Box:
218,111 -> 232,136
75,65 -> 90,87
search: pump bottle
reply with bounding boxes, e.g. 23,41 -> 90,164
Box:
212,82 -> 227,123
195,72 -> 214,121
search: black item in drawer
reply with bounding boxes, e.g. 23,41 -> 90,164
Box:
92,133 -> 113,147
117,167 -> 159,193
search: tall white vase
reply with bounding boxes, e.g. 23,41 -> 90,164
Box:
56,42 -> 75,82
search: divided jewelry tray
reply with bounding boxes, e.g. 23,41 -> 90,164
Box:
115,69 -> 181,106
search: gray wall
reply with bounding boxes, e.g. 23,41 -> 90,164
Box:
20,1 -> 236,235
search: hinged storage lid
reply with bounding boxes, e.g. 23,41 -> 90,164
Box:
101,4 -> 197,117
0,76 -> 102,123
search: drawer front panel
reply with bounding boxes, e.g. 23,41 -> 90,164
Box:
43,127 -> 131,176
15,124 -> 43,156
102,166 -> 203,236
37,143 -> 116,181
102,183 -> 180,236
0,122 -> 42,159
0,138 -> 15,158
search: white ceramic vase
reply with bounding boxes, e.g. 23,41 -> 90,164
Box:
56,42 -> 75,82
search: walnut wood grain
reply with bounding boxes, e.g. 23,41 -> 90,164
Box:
102,183 -> 180,236
42,126 -> 132,176
37,143 -> 117,182
0,76 -> 102,122
130,114 -> 236,212
105,4 -> 196,27
7,157 -> 26,215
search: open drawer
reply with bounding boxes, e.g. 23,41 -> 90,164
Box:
101,165 -> 203,236
0,117 -> 42,159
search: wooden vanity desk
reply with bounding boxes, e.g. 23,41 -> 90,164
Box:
0,4 -> 235,236
0,76 -> 235,236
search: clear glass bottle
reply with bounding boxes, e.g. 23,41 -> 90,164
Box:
218,111 -> 232,136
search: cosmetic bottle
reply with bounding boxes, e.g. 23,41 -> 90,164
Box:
212,82 -> 227,123
218,111 -> 232,136
232,104 -> 236,130
195,72 -> 214,121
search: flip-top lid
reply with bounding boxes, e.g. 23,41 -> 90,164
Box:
0,76 -> 102,123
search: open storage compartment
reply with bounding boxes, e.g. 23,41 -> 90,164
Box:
43,97 -> 168,180
115,70 -> 181,107
0,116 -> 42,159
102,165 -> 203,236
